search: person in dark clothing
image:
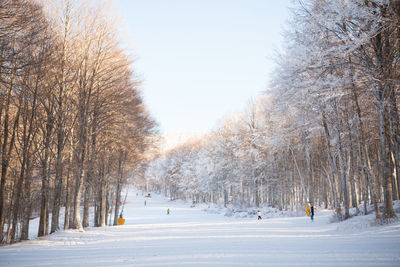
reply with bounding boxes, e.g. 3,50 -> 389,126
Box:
310,205 -> 314,221
257,210 -> 262,220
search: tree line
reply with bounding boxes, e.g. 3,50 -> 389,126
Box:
143,0 -> 399,221
0,0 -> 156,244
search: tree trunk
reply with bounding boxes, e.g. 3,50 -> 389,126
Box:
378,102 -> 396,218
305,140 -> 313,204
113,181 -> 121,226
51,126 -> 65,233
105,185 -> 110,226
73,167 -> 84,230
21,162 -> 32,241
72,105 -> 88,230
10,148 -> 28,242
352,89 -> 381,219
254,177 -> 259,208
333,103 -> 349,219
388,92 -> 400,200
345,105 -> 358,210
64,169 -> 70,230
0,89 -> 20,242
348,146 -> 358,209
68,175 -> 75,229
372,26 -> 396,219
82,181 -> 90,228
322,113 -> 341,216
38,119 -> 52,237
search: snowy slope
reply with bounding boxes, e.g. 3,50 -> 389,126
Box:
1,189 -> 399,267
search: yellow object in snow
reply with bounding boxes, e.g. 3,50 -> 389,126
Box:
118,217 -> 125,225
305,204 -> 310,217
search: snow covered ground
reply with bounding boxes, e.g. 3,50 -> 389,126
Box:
1,189 -> 400,267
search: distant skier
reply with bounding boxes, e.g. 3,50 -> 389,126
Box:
310,204 -> 314,221
167,208 -> 170,215
144,200 -> 146,206
257,210 -> 262,220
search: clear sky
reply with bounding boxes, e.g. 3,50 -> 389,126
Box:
115,0 -> 292,135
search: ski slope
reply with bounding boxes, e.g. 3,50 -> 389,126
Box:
1,189 -> 400,267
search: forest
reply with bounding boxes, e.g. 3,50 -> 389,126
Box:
0,0 -> 156,244
1,0 -> 399,246
144,0 -> 400,222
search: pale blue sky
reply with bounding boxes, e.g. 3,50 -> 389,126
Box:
115,0 -> 292,134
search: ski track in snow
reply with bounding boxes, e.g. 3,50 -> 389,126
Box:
1,190 -> 400,267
